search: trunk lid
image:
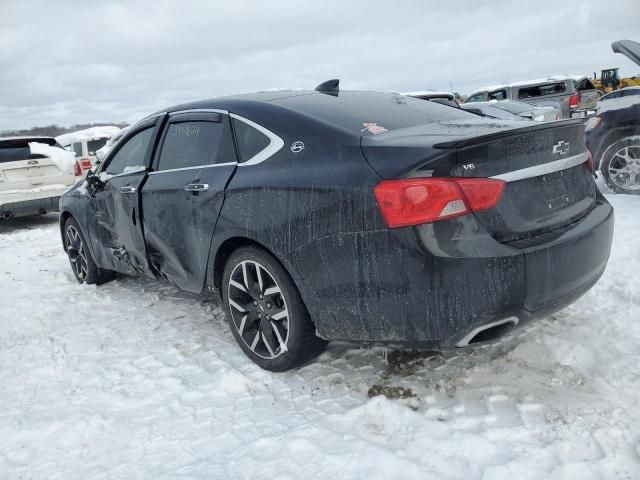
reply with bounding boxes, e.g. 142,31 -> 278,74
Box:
362,119 -> 595,242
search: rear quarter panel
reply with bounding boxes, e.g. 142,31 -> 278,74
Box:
209,107 -> 387,337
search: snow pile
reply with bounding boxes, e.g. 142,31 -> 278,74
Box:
28,141 -> 75,173
55,126 -> 121,146
0,192 -> 639,478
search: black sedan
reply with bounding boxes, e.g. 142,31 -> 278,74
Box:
59,82 -> 614,371
587,39 -> 640,194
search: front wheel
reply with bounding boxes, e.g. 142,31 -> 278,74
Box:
601,137 -> 640,195
64,217 -> 116,284
222,246 -> 327,371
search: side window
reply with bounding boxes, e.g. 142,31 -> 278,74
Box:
232,117 -> 270,163
518,82 -> 566,99
488,90 -> 507,101
72,143 -> 83,157
466,93 -> 485,103
105,127 -> 153,175
157,121 -> 233,171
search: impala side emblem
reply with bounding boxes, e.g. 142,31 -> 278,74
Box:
291,141 -> 305,153
552,140 -> 570,156
28,160 -> 39,165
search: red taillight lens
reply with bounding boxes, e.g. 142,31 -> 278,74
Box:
74,161 -> 82,177
374,177 -> 505,228
569,94 -> 579,109
586,149 -> 594,172
80,158 -> 92,170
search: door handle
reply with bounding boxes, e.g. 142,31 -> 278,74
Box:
184,183 -> 209,192
120,186 -> 136,194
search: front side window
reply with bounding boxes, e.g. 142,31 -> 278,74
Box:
105,127 -> 153,175
156,121 -> 228,171
232,118 -> 270,163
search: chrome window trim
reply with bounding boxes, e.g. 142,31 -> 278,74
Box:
490,152 -> 589,182
230,113 -> 284,166
148,162 -> 237,175
169,108 -> 228,116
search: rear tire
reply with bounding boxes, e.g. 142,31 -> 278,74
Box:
64,217 -> 116,285
601,137 -> 640,195
222,246 -> 327,371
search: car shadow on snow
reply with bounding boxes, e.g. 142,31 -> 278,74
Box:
0,212 -> 60,233
80,255 -> 579,418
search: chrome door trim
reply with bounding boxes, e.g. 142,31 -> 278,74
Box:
147,162 -> 237,175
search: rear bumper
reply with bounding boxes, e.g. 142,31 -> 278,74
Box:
0,195 -> 62,219
292,194 -> 614,349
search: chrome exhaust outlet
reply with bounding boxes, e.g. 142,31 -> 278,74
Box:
455,316 -> 519,347
1,211 -> 13,220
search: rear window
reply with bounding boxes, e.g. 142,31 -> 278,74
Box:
0,142 -> 47,163
273,91 -> 477,135
517,82 -> 566,99
157,121 -> 230,171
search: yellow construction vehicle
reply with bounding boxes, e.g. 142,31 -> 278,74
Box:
592,67 -> 640,96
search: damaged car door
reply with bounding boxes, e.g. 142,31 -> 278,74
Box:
141,110 -> 238,292
88,119 -> 160,275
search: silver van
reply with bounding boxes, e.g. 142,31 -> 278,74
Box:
466,76 -> 597,119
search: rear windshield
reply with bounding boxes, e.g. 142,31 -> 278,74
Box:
272,91 -> 476,135
0,140 -> 53,163
517,82 -> 566,99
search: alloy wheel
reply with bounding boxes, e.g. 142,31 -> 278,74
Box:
608,145 -> 640,191
66,225 -> 88,280
227,260 -> 290,359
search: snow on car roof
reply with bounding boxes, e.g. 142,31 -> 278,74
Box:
55,126 -> 121,146
474,75 -> 589,93
401,90 -> 455,98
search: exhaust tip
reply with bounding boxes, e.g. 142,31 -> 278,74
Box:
1,211 -> 13,220
456,316 -> 519,348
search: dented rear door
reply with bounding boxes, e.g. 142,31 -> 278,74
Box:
141,111 -> 237,293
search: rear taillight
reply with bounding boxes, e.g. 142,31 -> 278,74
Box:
80,158 -> 92,170
74,161 -> 82,177
586,149 -> 594,172
569,94 -> 579,109
374,177 -> 505,228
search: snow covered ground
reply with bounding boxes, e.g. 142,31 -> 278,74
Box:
1,187 -> 639,479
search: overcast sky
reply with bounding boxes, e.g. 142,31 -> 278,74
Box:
1,0 -> 639,131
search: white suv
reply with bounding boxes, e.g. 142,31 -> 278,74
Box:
0,136 -> 79,220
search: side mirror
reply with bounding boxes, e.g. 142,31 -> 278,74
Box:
86,171 -> 105,191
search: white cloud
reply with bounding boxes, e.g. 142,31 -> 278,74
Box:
1,0 -> 639,130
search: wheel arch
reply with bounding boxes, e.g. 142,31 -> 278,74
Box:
594,125 -> 638,171
59,210 -> 74,252
210,236 -> 282,290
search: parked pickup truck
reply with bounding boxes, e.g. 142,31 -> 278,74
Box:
0,136 -> 79,220
466,76 -> 598,119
